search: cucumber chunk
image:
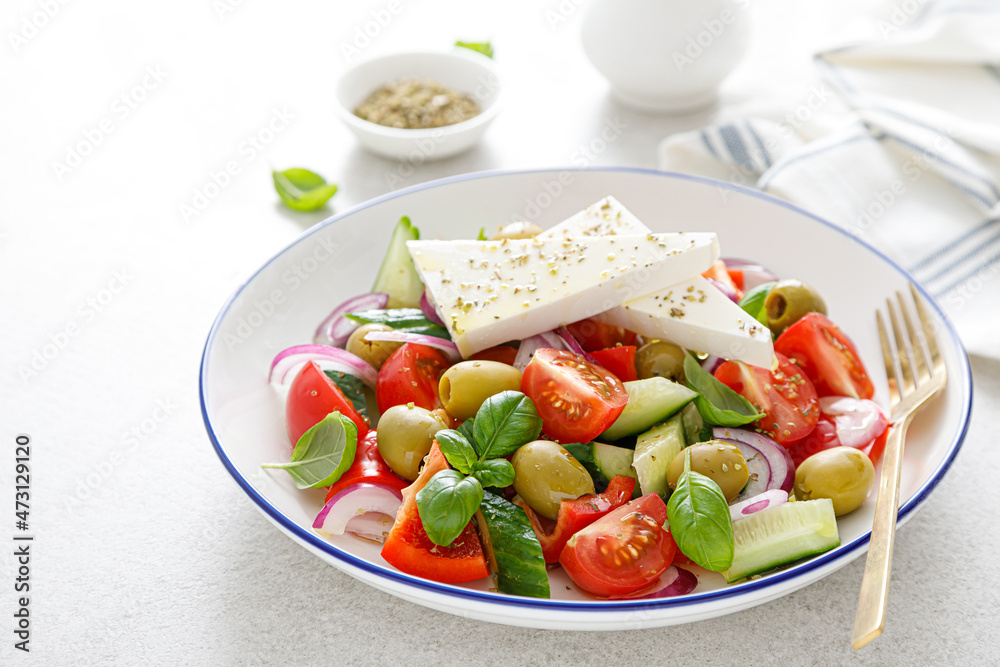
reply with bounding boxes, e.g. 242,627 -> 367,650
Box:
601,377 -> 697,442
475,490 -> 550,598
631,414 -> 685,499
563,442 -> 637,494
723,498 -> 840,583
680,402 -> 706,445
372,216 -> 423,308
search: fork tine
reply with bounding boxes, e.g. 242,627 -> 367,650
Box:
910,283 -> 944,371
877,310 -> 900,407
897,290 -> 929,382
887,298 -> 916,396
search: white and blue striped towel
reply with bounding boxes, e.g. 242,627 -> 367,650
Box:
659,0 -> 1000,359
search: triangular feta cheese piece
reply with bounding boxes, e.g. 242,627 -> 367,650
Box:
408,233 -> 719,356
536,196 -> 648,239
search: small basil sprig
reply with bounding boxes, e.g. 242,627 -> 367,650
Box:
455,40 -> 494,58
738,281 -> 775,328
666,449 -> 735,572
272,168 -> 339,211
416,391 -> 542,546
261,412 -> 357,489
684,355 -> 764,427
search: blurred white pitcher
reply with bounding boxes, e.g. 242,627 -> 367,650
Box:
582,0 -> 750,113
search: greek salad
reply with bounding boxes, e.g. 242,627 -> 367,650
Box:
262,197 -> 888,600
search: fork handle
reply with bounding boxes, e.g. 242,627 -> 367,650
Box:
851,418 -> 908,650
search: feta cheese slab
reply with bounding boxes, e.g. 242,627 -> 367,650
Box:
535,196 -> 649,239
595,275 -> 774,367
408,233 -> 720,356
540,196 -> 774,366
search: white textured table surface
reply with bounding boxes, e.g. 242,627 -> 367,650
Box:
2,0 -> 997,664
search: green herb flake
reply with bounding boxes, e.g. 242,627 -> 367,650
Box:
273,168 -> 339,211
261,412 -> 357,489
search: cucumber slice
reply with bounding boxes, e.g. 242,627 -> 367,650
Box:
601,377 -> 697,442
723,498 -> 840,583
475,490 -> 550,598
563,442 -> 637,494
631,414 -> 685,499
372,216 -> 423,308
680,402 -> 705,445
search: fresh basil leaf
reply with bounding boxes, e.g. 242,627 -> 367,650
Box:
472,391 -> 543,460
323,370 -> 368,422
476,227 -> 487,241
416,470 -> 484,546
470,459 -> 515,488
435,430 -> 477,475
261,412 -> 357,489
684,355 -> 765,427
666,450 -> 734,571
457,417 -> 475,443
455,41 -> 494,58
345,308 -> 451,340
738,281 -> 775,327
273,168 -> 338,211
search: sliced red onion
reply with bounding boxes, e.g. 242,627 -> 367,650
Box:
705,277 -> 740,304
819,397 -> 888,450
714,427 -> 795,503
701,354 -> 724,374
419,290 -> 445,326
342,512 -> 396,543
364,330 -> 461,362
555,327 -> 597,364
269,344 -> 377,387
313,483 -> 403,541
614,566 -> 699,599
721,258 -> 780,291
314,292 -> 389,347
513,334 -> 556,371
730,489 -> 788,522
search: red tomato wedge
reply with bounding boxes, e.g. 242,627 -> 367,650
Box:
714,353 -> 820,445
589,346 -> 638,383
559,493 -> 677,597
470,345 -> 518,366
775,312 -> 874,400
702,259 -> 744,300
521,349 -> 629,443
565,319 -> 637,352
324,430 -> 408,501
286,361 -> 369,446
517,475 -> 636,563
376,343 -> 450,413
380,442 -> 489,584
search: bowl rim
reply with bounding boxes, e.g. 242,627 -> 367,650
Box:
199,166 -> 973,612
335,48 -> 502,139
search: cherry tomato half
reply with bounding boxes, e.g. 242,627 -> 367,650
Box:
559,493 -> 676,597
375,343 -> 450,413
714,353 -> 819,445
286,361 -> 369,446
775,312 -> 874,400
521,349 -> 628,443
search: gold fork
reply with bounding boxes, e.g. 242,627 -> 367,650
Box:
852,284 -> 948,650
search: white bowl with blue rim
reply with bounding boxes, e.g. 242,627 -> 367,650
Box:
199,168 -> 971,630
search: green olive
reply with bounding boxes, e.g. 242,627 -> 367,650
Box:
635,341 -> 687,382
764,279 -> 827,335
438,360 -> 522,421
794,447 -> 874,516
667,441 -> 750,502
489,221 -> 544,241
512,440 -> 594,520
376,404 -> 448,481
346,323 -> 403,370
